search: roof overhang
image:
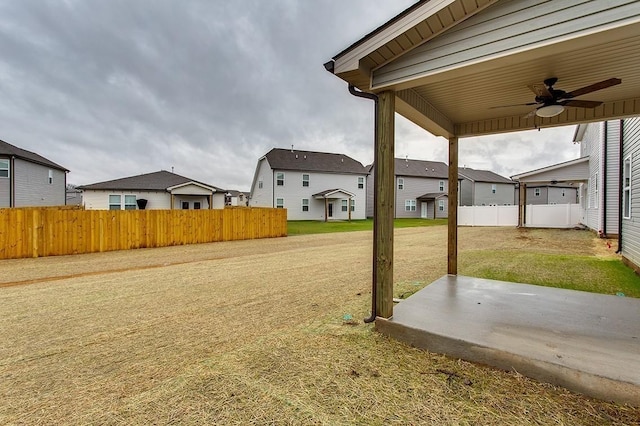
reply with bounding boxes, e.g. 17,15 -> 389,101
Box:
312,188 -> 356,199
326,0 -> 640,138
511,156 -> 589,184
167,181 -> 217,194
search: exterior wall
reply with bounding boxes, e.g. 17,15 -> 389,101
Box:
582,122 -> 603,231
366,169 -> 374,218
249,158 -> 274,208
83,190 -> 171,210
373,0 -> 639,88
621,117 -> 640,269
0,157 -> 9,207
472,182 -> 514,206
395,176 -> 447,218
547,187 -> 578,204
12,158 -> 66,207
459,178 -> 473,206
605,121 -> 621,235
527,186 -> 549,204
172,195 -> 214,210
272,170 -> 366,221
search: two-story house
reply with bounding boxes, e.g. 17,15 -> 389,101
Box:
0,139 -> 68,207
458,168 -> 516,206
249,148 -> 368,221
367,158 -> 451,219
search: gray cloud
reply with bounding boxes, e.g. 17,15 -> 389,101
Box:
0,0 -> 579,190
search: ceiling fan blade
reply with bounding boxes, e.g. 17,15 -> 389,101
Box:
524,109 -> 537,119
563,78 -> 621,98
528,83 -> 552,98
561,99 -> 603,108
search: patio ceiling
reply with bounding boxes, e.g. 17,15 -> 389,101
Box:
327,0 -> 640,138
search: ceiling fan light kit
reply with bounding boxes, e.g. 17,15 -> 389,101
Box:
536,104 -> 565,117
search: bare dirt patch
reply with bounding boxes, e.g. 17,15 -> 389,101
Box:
1,227 -> 638,425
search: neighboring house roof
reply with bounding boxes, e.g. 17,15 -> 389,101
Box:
77,170 -> 224,192
264,148 -> 367,175
0,139 -> 68,171
458,168 -> 513,184
394,158 -> 449,179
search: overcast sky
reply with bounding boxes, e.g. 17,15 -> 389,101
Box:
0,0 -> 579,190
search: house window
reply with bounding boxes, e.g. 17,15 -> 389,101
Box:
624,156 -> 632,219
341,199 -> 348,212
302,198 -> 309,212
350,199 -> 355,212
276,198 -> 284,209
302,174 -> 309,187
258,180 -> 263,189
0,159 -> 9,178
194,202 -> 201,210
124,195 -> 137,210
48,170 -> 53,184
439,180 -> 444,191
405,199 -> 416,211
182,201 -> 189,210
397,178 -> 404,190
534,188 -> 540,197
358,177 -> 364,189
491,184 -> 496,194
109,195 -> 121,210
438,200 -> 445,212
276,172 -> 285,186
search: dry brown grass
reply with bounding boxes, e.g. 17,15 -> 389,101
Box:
1,226 -> 638,425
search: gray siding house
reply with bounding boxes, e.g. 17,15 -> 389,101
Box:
0,139 -> 68,207
619,117 -> 640,271
458,168 -> 515,206
524,185 -> 578,205
249,148 -> 368,221
367,159 -> 451,219
78,170 -> 226,210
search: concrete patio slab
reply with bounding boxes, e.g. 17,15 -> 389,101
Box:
376,275 -> 640,405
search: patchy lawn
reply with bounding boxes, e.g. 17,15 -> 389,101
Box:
287,218 -> 447,235
0,226 -> 638,425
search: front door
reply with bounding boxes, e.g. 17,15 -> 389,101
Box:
328,202 -> 334,218
421,202 -> 427,218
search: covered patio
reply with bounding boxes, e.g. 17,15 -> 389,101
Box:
324,0 -> 640,404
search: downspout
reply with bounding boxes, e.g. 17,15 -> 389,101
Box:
603,121 -> 608,236
348,83 -> 379,323
617,119 -> 624,253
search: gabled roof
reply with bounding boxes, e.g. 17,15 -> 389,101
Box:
511,157 -> 589,181
0,139 -> 68,171
77,170 -> 224,192
417,192 -> 447,200
312,188 -> 356,198
264,148 -> 367,175
394,158 -> 449,179
459,168 -> 513,184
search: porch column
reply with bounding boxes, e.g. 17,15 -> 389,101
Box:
448,136 -> 458,275
375,90 -> 395,318
170,193 -> 174,210
324,198 -> 328,222
210,194 -> 213,209
518,183 -> 526,227
348,196 -> 352,221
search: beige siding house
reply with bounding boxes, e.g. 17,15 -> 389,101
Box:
78,170 -> 226,210
0,139 -> 68,207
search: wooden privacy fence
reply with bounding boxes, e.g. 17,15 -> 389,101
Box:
0,207 -> 287,259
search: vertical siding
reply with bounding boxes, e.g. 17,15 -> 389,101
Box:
605,121 -> 621,235
621,117 -> 640,268
13,159 -> 66,206
366,170 -> 374,218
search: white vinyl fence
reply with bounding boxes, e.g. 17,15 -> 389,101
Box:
458,204 -> 582,228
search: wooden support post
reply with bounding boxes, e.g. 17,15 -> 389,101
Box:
324,198 -> 328,222
171,193 -> 174,210
518,183 -> 526,227
348,197 -> 352,222
375,91 -> 395,319
448,136 -> 459,275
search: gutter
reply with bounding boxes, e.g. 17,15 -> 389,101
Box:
347,83 -> 379,323
603,121 -> 607,236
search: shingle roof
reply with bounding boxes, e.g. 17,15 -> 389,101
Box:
77,170 -> 223,192
394,158 -> 449,179
0,139 -> 68,171
417,192 -> 448,200
264,148 -> 367,175
459,168 -> 513,184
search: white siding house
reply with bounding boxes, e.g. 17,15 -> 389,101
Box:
0,139 -> 68,207
249,148 -> 368,221
78,170 -> 226,210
